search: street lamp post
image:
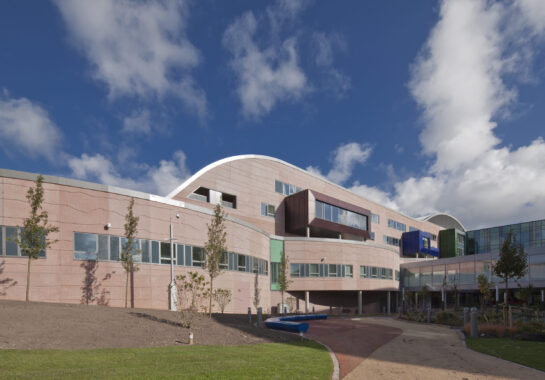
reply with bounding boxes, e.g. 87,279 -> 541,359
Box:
169,213 -> 179,311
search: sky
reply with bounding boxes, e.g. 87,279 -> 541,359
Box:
1,0 -> 545,230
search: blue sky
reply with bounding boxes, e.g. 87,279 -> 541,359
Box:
1,0 -> 545,230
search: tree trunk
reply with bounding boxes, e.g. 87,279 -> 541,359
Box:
505,279 -> 509,306
130,266 -> 135,309
209,276 -> 213,318
125,270 -> 129,308
281,290 -> 284,314
26,256 -> 32,302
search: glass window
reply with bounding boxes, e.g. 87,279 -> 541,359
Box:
315,201 -> 324,219
237,254 -> 246,272
371,232 -> 375,240
371,213 -> 380,224
192,247 -> 205,267
142,240 -> 150,263
110,236 -> 120,261
371,267 -> 378,278
324,204 -> 332,221
220,251 -> 228,269
275,180 -> 283,194
6,227 -> 19,256
261,202 -> 275,217
160,242 -> 172,265
75,232 -> 97,253
290,263 -> 300,277
271,262 -> 280,283
0,226 -> 3,255
310,263 -> 319,277
176,244 -> 184,265
344,265 -> 353,278
98,235 -> 109,261
328,264 -> 338,277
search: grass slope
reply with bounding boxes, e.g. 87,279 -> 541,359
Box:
0,341 -> 332,380
466,337 -> 545,372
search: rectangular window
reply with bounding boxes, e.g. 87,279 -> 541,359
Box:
176,244 -> 184,265
192,247 -> 205,267
315,201 -> 324,219
141,240 -> 150,263
271,262 -> 280,283
344,265 -> 353,278
185,245 -> 192,267
315,201 -> 368,231
388,219 -> 406,232
310,263 -> 320,277
290,263 -> 300,277
228,252 -> 235,271
371,232 -> 375,241
383,235 -> 400,247
237,254 -> 246,272
328,264 -> 338,277
371,213 -> 380,224
261,202 -> 275,217
431,234 -> 437,241
371,267 -> 378,278
220,251 -> 228,269
111,236 -> 120,261
275,180 -> 302,195
395,270 -> 400,281
74,232 -> 97,260
160,242 -> 173,265
98,235 -> 109,261
6,227 -> 19,256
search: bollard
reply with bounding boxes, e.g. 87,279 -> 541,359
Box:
248,307 -> 252,325
463,307 -> 469,325
189,331 -> 194,345
470,307 -> 478,338
312,306 -> 315,314
257,307 -> 263,328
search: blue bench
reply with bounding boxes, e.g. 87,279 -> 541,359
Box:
265,314 -> 328,333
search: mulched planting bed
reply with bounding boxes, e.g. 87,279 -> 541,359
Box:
0,300 -> 300,349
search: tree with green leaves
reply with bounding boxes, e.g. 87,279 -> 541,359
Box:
204,203 -> 227,317
493,230 -> 527,306
13,175 -> 58,302
477,273 -> 491,312
278,254 -> 291,314
213,288 -> 232,314
120,198 -> 140,308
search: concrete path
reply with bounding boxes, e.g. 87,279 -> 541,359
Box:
344,317 -> 545,380
306,318 -> 402,378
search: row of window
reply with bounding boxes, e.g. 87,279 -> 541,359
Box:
261,202 -> 275,218
388,218 -> 406,232
315,201 -> 368,231
0,226 -> 45,258
275,180 -> 303,196
73,232 -> 268,275
360,266 -> 399,281
290,263 -> 353,278
383,235 -> 401,247
188,187 -> 237,209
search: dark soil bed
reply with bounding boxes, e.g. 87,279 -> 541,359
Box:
0,300 -> 299,349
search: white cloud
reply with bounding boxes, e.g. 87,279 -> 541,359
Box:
307,142 -> 372,184
223,10 -> 308,119
0,92 -> 62,161
223,0 -> 350,118
390,0 -> 545,229
54,0 -> 207,119
122,109 -> 151,135
313,32 -> 350,97
68,150 -> 191,196
350,183 -> 399,212
516,0 -> 545,35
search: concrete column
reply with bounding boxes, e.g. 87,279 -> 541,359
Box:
471,307 -> 478,338
358,291 -> 363,315
305,291 -> 309,314
338,233 -> 342,239
387,291 -> 391,315
306,226 -> 310,238
541,289 -> 544,303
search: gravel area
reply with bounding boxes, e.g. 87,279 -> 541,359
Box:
0,300 -> 299,350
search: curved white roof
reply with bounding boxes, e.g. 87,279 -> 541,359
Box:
166,154 -> 463,227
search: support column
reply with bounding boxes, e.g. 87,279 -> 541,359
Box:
306,226 -> 310,238
387,291 -> 391,315
305,291 -> 309,314
338,233 -> 342,239
358,291 -> 362,315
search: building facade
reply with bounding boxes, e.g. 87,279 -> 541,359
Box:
1,155 -> 543,313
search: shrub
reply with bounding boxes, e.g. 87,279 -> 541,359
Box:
516,320 -> 545,341
434,311 -> 461,326
464,323 -> 518,338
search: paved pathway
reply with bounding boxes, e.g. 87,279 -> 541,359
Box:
306,318 -> 402,378
308,317 -> 545,380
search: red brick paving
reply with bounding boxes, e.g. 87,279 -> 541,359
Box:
306,318 -> 402,379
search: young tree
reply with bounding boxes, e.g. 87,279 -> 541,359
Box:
253,271 -> 261,312
477,273 -> 491,312
120,198 -> 140,308
204,204 -> 227,318
13,175 -> 58,302
177,271 -> 209,327
213,288 -> 232,314
493,231 -> 527,306
420,285 -> 430,312
278,254 -> 291,314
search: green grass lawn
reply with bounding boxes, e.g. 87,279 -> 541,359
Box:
0,341 -> 332,380
466,337 -> 545,372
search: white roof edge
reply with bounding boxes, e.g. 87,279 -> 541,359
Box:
418,213 -> 466,232
164,154 -> 451,225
